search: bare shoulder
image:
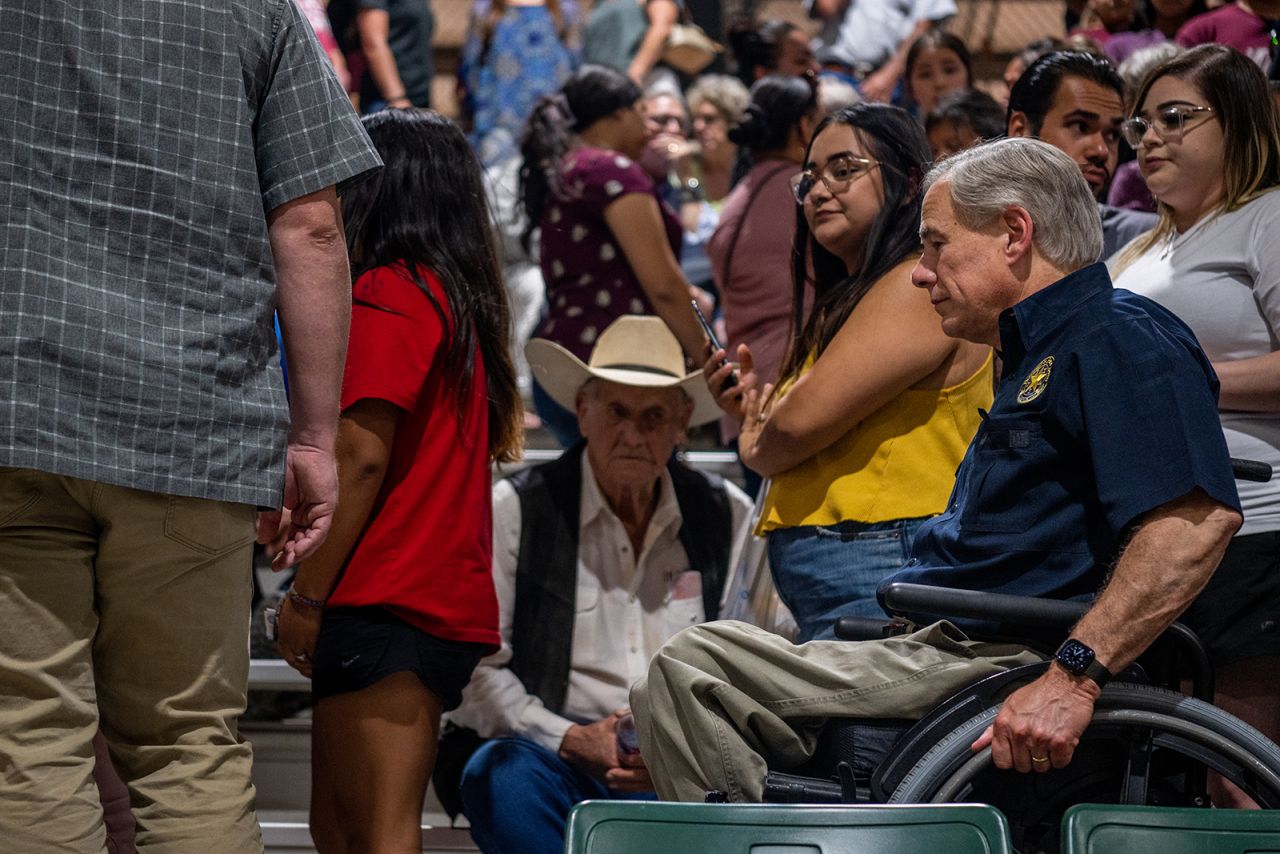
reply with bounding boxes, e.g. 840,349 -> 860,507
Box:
856,256 -> 945,328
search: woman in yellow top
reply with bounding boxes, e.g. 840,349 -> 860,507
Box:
705,103 -> 992,642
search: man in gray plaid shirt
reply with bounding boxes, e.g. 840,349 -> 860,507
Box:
0,2 -> 381,851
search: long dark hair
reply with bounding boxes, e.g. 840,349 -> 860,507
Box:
518,65 -> 642,251
342,109 -> 522,463
728,74 -> 818,155
779,104 -> 930,385
727,18 -> 801,86
904,30 -> 974,103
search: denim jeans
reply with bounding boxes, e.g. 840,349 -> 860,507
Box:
459,736 -> 655,853
767,517 -> 928,643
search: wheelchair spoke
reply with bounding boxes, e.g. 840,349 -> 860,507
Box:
1120,726 -> 1154,805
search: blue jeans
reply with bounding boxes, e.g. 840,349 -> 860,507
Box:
531,381 -> 582,449
459,736 -> 655,853
767,517 -> 928,643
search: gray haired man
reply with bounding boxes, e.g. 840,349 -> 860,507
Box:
630,138 -> 1242,802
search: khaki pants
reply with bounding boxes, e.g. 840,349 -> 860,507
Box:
0,468 -> 262,854
630,619 -> 1045,802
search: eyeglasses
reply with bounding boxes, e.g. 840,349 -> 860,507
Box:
645,113 -> 688,133
1120,105 -> 1214,148
790,154 -> 882,204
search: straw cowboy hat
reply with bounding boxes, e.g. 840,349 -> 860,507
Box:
526,315 -> 720,427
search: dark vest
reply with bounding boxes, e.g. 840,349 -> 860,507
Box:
506,442 -> 733,715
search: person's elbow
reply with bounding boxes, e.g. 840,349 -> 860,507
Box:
268,189 -> 345,252
338,432 -> 391,484
1205,502 -> 1244,545
1170,491 -> 1243,569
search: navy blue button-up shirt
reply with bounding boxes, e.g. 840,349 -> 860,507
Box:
885,262 -> 1240,605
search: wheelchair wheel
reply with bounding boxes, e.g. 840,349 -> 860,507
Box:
887,683 -> 1280,852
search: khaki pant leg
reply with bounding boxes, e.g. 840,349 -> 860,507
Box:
631,619 -> 1044,802
91,486 -> 261,854
0,468 -> 108,854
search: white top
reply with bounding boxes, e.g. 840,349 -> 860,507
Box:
808,0 -> 957,69
449,455 -> 753,752
1109,189 -> 1280,535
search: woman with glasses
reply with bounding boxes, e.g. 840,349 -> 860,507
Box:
707,75 -> 822,494
1111,44 -> 1280,806
704,103 -> 993,642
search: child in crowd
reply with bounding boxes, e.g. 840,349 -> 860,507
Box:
924,87 -> 1007,161
904,30 -> 974,117
274,109 -> 522,851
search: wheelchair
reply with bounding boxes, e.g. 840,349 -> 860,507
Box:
749,459 -> 1280,854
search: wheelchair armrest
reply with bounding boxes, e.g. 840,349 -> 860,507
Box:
878,582 -> 1088,628
1231,457 -> 1273,482
878,583 -> 1215,700
833,617 -> 910,641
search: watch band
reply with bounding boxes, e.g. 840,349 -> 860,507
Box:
1081,658 -> 1112,689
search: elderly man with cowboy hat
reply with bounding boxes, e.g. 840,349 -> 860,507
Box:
444,315 -> 753,853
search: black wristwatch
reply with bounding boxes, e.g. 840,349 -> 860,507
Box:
1053,638 -> 1112,688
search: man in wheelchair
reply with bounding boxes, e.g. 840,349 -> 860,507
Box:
629,138 -> 1245,804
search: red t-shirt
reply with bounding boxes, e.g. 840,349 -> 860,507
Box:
329,263 -> 500,651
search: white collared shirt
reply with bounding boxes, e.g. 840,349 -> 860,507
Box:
450,455 -> 752,753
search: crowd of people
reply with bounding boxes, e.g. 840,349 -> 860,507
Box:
4,0 -> 1280,853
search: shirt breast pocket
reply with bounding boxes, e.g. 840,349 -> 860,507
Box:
960,415 -> 1051,534
575,577 -> 600,613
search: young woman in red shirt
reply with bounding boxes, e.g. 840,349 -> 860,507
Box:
275,108 -> 522,851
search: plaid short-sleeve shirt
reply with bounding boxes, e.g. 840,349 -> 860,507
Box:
0,0 -> 382,507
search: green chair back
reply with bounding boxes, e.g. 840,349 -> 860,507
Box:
564,801 -> 1013,853
1062,804 -> 1280,853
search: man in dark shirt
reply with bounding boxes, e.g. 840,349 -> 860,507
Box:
331,0 -> 435,110
1006,50 -> 1157,259
629,137 -> 1242,802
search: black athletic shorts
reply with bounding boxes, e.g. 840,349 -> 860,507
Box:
311,606 -> 489,708
1180,531 -> 1280,666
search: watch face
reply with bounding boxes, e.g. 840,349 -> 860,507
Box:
1057,639 -> 1096,674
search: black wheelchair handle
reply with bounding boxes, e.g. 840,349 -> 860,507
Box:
1231,458 -> 1273,483
879,582 -> 1088,628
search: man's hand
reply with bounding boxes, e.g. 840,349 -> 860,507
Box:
639,132 -> 690,180
256,443 -> 339,570
971,665 -> 1101,772
558,710 -> 655,793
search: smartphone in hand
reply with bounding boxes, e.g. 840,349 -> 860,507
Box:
691,299 -> 738,391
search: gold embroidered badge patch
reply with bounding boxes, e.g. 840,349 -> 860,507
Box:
1017,356 -> 1054,404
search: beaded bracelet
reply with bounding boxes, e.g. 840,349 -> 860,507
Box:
287,586 -> 327,610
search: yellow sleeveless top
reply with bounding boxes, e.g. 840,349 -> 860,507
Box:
759,350 -> 994,532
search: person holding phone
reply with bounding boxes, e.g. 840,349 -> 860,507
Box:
705,103 -> 992,642
520,66 -> 710,447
